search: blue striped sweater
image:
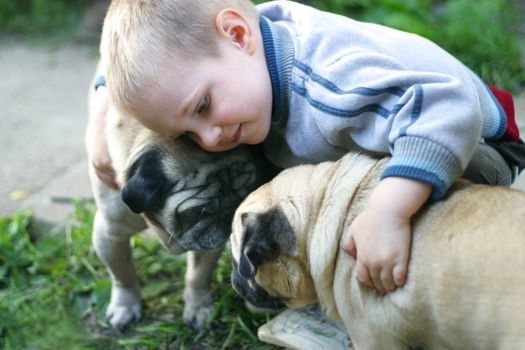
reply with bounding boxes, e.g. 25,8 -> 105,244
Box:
258,1 -> 507,200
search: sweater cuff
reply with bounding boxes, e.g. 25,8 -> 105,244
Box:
93,75 -> 106,91
381,136 -> 463,201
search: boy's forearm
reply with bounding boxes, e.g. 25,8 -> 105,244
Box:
86,85 -> 110,152
87,88 -> 109,130
368,177 -> 432,219
88,59 -> 109,124
94,58 -> 107,79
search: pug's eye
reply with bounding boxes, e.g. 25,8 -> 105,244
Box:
180,205 -> 206,220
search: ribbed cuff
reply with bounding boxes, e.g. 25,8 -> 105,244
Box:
93,75 -> 106,91
470,71 -> 506,139
381,136 -> 463,201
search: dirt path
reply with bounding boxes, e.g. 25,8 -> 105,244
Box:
0,41 -> 99,225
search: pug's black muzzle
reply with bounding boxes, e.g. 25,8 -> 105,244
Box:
123,146 -> 274,252
231,259 -> 285,311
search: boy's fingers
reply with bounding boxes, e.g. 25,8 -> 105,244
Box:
380,267 -> 395,293
369,267 -> 386,295
393,263 -> 407,287
355,261 -> 373,288
93,160 -> 118,189
103,178 -> 119,190
97,170 -> 119,190
341,230 -> 357,258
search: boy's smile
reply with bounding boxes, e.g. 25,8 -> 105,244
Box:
131,10 -> 272,153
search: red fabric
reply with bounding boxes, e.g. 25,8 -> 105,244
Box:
488,85 -> 519,142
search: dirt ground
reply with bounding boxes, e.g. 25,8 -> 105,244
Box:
0,40 -> 98,226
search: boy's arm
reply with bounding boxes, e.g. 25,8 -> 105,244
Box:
341,176 -> 431,294
86,61 -> 118,189
314,51 -> 487,201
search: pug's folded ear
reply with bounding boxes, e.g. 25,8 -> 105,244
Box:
238,208 -> 296,279
238,212 -> 278,279
122,150 -> 174,214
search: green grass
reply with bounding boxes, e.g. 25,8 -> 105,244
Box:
0,0 -> 88,37
0,203 -> 278,350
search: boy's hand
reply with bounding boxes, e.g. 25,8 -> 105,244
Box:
344,205 -> 411,294
341,177 -> 431,294
91,131 -> 118,190
87,86 -> 119,190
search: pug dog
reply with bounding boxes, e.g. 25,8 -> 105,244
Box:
86,92 -> 276,331
230,152 -> 525,350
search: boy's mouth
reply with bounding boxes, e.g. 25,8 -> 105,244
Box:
233,125 -> 242,143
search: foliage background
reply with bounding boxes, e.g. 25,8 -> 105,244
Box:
0,0 -> 89,36
0,0 -> 524,349
309,0 -> 525,91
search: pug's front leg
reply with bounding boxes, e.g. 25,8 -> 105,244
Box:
92,210 -> 145,331
183,249 -> 223,329
105,284 -> 142,331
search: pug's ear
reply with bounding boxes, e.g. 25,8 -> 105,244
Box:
238,208 -> 296,279
122,150 -> 174,214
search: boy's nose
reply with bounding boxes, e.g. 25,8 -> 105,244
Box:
198,125 -> 222,147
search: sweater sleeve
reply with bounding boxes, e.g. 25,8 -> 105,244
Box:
310,51 -> 483,200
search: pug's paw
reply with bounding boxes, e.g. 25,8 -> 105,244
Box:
183,287 -> 213,330
106,285 -> 142,332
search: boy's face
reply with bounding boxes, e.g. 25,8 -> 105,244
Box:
132,19 -> 273,153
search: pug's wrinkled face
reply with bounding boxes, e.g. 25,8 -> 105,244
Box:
229,185 -> 318,310
121,137 -> 275,252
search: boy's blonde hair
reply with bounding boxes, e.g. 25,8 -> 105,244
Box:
101,0 -> 257,115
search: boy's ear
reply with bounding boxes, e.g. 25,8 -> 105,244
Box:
215,9 -> 256,54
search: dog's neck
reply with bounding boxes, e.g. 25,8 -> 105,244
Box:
307,153 -> 386,320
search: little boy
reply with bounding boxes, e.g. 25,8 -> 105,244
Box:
89,0 -> 524,295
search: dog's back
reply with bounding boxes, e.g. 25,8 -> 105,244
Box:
336,181 -> 525,350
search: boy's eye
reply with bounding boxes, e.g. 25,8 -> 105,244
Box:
196,96 -> 210,116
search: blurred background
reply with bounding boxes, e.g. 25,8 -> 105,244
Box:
1,0 -> 524,349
